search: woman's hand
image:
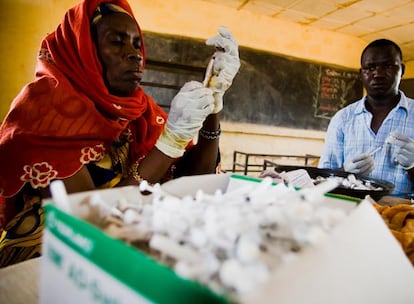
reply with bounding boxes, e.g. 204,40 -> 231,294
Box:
204,27 -> 240,113
155,81 -> 214,158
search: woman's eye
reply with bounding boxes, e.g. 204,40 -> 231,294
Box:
111,40 -> 124,45
133,39 -> 141,50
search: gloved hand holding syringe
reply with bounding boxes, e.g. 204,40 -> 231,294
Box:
202,26 -> 240,114
386,132 -> 414,169
343,131 -> 414,176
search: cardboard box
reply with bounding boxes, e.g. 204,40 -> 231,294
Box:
40,185 -> 226,304
39,174 -> 414,304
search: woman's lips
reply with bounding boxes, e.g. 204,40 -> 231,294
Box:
125,70 -> 143,82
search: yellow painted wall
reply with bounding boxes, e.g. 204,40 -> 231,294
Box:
405,61 -> 414,78
1,0 -> 413,171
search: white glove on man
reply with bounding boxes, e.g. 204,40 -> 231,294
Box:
343,153 -> 375,176
204,26 -> 240,113
155,81 -> 214,158
386,132 -> 414,169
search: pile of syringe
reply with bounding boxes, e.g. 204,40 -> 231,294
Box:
50,177 -> 346,301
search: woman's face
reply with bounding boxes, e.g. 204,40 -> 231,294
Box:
94,13 -> 143,97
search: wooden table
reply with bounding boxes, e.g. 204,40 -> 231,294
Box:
0,257 -> 40,304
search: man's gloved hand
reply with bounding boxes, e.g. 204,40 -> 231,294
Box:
386,132 -> 414,170
204,26 -> 240,113
343,153 -> 375,176
155,81 -> 214,158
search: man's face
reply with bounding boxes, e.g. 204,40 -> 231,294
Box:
360,45 -> 404,100
94,13 -> 143,97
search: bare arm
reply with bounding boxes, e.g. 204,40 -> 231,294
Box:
122,113 -> 221,184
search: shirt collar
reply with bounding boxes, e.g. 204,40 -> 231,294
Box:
355,90 -> 409,114
398,91 -> 410,111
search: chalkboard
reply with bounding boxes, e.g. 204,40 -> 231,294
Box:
141,31 -> 363,131
315,67 -> 363,119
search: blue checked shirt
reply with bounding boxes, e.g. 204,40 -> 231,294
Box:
319,91 -> 414,196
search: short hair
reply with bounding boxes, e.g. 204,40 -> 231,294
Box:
360,39 -> 403,64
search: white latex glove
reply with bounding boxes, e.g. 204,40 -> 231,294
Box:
155,81 -> 214,158
204,26 -> 240,113
386,132 -> 414,169
343,153 -> 375,176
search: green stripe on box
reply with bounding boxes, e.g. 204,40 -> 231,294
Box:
44,204 -> 228,304
230,174 -> 262,183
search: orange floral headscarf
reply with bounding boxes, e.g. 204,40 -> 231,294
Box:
0,0 -> 167,197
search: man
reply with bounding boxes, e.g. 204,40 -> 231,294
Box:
318,39 -> 414,197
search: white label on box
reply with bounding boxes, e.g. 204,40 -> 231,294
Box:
40,229 -> 152,304
40,204 -> 225,304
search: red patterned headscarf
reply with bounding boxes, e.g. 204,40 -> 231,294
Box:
0,0 -> 167,197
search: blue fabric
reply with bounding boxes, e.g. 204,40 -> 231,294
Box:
319,91 -> 414,196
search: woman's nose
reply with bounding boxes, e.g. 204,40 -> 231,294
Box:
127,52 -> 142,62
125,44 -> 142,62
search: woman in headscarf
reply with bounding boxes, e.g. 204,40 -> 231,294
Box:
0,0 -> 240,267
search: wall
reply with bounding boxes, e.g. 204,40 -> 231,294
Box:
1,0 -> 413,172
406,61 -> 414,78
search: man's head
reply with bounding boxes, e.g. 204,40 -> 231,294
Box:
91,3 -> 144,97
360,39 -> 405,100
361,39 -> 403,65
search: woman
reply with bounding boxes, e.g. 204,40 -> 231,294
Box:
0,0 -> 240,267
